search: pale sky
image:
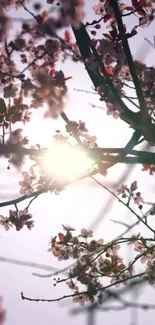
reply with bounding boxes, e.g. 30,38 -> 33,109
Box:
0,1 -> 155,325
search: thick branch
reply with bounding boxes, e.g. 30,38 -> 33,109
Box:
72,24 -> 140,128
60,112 -> 83,145
112,1 -> 146,114
0,169 -> 97,208
0,187 -> 48,208
111,0 -> 155,141
1,142 -> 155,164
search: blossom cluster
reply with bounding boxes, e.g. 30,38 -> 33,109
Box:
117,180 -> 144,207
0,209 -> 34,231
19,160 -> 56,196
48,225 -> 128,304
133,236 -> 155,285
48,222 -> 155,304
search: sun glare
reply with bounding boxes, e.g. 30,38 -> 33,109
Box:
43,142 -> 94,181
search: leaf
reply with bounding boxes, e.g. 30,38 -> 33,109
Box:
103,14 -> 110,23
64,30 -> 71,43
102,33 -> 112,40
42,11 -> 48,20
19,213 -> 32,222
123,24 -> 127,32
132,0 -> 145,15
130,181 -> 137,192
105,67 -> 114,76
9,210 -> 16,217
58,233 -> 65,242
50,68 -> 56,76
109,28 -> 117,40
124,6 -> 134,10
137,9 -> 145,15
65,232 -> 72,242
116,263 -> 126,270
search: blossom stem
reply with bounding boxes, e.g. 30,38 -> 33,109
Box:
0,188 -> 48,208
21,272 -> 146,303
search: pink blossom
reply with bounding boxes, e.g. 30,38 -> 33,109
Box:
106,103 -> 120,119
117,184 -> 127,195
92,2 -> 105,15
0,215 -> 11,231
80,228 -> 93,238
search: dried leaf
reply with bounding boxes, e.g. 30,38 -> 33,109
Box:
130,181 -> 137,192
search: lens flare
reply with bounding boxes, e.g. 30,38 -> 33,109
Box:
43,142 -> 94,181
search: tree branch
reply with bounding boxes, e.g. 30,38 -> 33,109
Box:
72,24 -> 140,129
91,177 -> 155,234
21,272 -> 146,303
112,1 -> 152,135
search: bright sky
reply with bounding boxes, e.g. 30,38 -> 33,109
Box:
1,1 -> 155,325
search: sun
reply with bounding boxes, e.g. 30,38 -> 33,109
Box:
23,113 -> 95,183
43,142 -> 94,182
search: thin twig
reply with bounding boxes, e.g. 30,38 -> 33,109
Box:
21,272 -> 146,303
91,176 -> 155,234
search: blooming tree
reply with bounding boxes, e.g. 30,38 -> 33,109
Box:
1,0 -> 155,319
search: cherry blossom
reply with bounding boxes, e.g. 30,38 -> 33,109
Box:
80,228 -> 93,238
0,209 -> 34,231
0,215 -> 11,231
106,103 -> 120,119
92,2 -> 105,15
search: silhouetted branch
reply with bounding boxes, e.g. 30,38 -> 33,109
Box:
91,177 -> 155,234
0,169 -> 97,208
21,272 -> 147,303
